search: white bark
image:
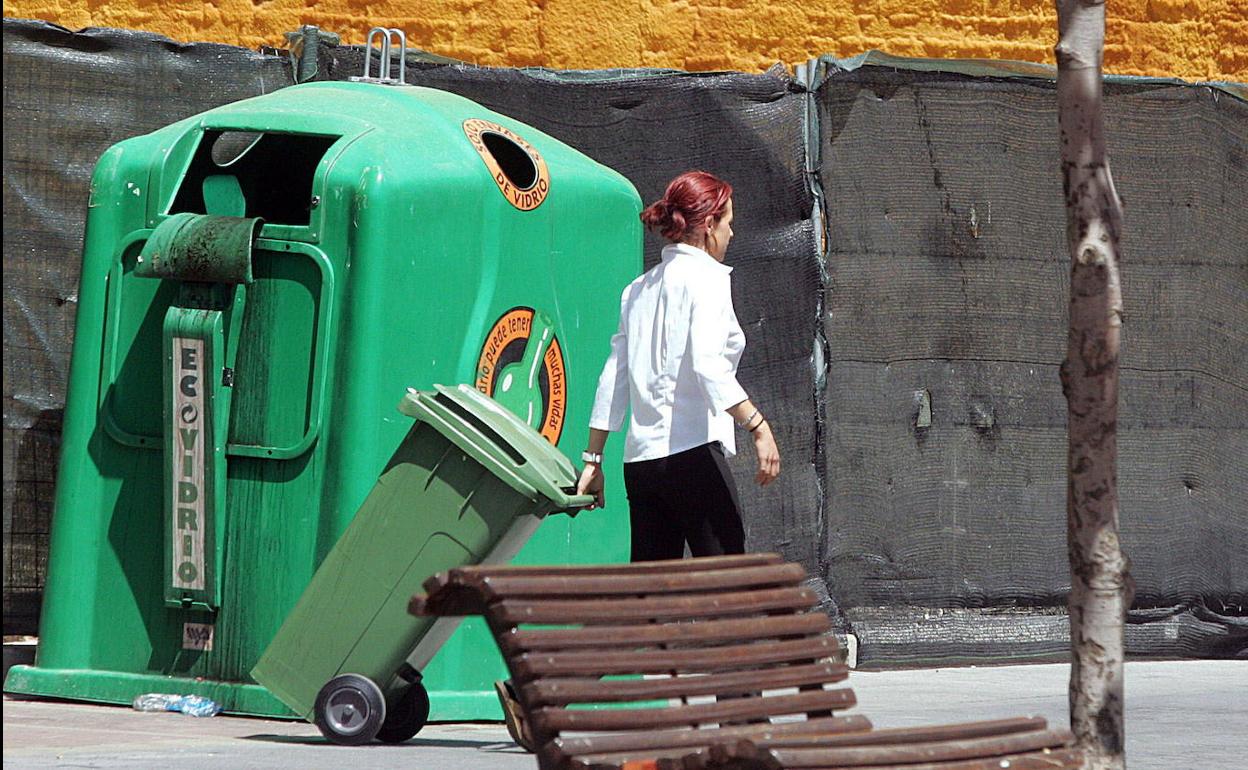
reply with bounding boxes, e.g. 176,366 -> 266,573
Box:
1055,2 -> 1133,769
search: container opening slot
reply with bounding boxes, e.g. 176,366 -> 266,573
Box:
481,132 -> 538,190
169,131 -> 340,226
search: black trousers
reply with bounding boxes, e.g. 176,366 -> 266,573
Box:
622,442 -> 745,562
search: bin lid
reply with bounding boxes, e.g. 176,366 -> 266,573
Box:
398,384 -> 583,510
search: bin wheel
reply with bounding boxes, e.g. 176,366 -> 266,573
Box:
376,680 -> 431,743
313,674 -> 387,746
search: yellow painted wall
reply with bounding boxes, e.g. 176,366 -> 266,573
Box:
5,0 -> 1246,80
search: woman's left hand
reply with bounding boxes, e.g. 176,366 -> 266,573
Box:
752,422 -> 780,486
576,463 -> 605,509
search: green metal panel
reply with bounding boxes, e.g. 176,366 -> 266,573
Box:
226,240 -> 336,458
5,80 -> 642,719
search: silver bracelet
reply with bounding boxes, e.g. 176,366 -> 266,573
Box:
738,408 -> 760,430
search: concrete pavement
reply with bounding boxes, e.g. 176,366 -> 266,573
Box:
851,661 -> 1247,770
4,661 -> 1245,768
2,698 -> 532,769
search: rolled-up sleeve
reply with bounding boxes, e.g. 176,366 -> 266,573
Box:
589,289 -> 631,431
687,278 -> 748,413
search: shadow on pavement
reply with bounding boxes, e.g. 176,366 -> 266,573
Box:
240,733 -> 525,752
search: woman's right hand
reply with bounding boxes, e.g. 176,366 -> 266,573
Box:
576,463 -> 605,509
752,423 -> 780,486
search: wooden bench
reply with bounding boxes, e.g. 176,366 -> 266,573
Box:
409,553 -> 1082,770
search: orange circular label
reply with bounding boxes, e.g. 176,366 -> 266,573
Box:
475,307 -> 567,445
462,118 -> 551,211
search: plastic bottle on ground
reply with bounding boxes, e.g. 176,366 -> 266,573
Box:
132,693 -> 180,712
132,693 -> 222,717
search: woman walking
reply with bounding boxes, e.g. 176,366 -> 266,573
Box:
495,171 -> 780,751
576,169 -> 780,557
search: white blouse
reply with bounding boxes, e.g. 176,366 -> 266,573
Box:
589,242 -> 748,462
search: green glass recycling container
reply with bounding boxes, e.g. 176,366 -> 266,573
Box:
4,79 -> 641,718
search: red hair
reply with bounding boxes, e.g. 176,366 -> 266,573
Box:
639,171 -> 733,242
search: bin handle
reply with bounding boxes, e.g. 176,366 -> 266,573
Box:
553,493 -> 597,518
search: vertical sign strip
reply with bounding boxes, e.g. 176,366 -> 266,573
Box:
171,335 -> 208,592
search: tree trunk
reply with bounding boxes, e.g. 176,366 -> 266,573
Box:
1055,2 -> 1133,769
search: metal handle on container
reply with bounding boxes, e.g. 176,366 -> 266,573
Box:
356,27 -> 407,84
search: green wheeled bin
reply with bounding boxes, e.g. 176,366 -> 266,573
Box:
251,383 -> 591,745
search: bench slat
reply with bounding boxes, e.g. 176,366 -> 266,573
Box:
514,636 -> 841,680
522,662 -> 849,706
410,556 -> 788,617
695,745 -> 1084,770
450,553 -> 784,581
764,728 -> 1069,766
478,563 -> 807,599
548,715 -> 872,758
501,614 -> 833,654
471,556 -> 783,574
491,586 -> 818,625
534,689 -> 855,734
749,717 -> 1051,748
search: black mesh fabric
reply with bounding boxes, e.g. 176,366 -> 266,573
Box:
3,21 -> 1244,662
815,60 -> 1248,662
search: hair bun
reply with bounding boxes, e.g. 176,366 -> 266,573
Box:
639,171 -> 732,243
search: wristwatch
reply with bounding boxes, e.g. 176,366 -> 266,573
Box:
581,450 -> 603,465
